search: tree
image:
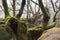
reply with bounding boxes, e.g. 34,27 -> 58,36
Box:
2,0 -> 27,40
28,0 -> 60,40
1,0 -> 60,40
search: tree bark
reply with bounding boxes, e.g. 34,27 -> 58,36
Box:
12,0 -> 16,16
2,0 -> 10,18
38,0 -> 50,29
16,0 -> 26,19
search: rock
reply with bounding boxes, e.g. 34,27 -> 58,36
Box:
38,27 -> 60,40
0,24 -> 11,40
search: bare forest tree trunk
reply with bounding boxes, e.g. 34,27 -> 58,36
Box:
12,0 -> 16,16
2,0 -> 27,40
16,0 -> 26,19
38,0 -> 50,29
2,0 -> 10,18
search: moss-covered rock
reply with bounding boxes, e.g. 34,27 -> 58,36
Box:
0,26 -> 11,40
38,27 -> 60,40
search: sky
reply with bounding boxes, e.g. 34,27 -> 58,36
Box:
0,0 -> 59,19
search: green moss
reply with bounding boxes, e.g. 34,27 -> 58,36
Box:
17,22 -> 27,40
4,15 -> 56,40
4,16 -> 27,40
46,22 -> 56,29
4,16 -> 11,26
27,23 -> 45,40
28,25 -> 43,31
18,22 -> 27,33
27,21 -> 56,40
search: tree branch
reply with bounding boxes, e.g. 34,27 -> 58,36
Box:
51,0 -> 56,12
12,0 -> 16,16
16,0 -> 26,19
52,0 -> 60,22
31,0 -> 39,5
53,8 -> 60,22
2,0 -> 10,18
38,0 -> 50,23
55,0 -> 59,9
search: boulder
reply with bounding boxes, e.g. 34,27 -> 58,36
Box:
38,27 -> 60,40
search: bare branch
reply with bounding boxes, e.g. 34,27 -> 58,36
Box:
12,0 -> 16,16
16,0 -> 26,19
30,4 -> 34,15
27,0 -> 30,19
31,0 -> 39,5
55,0 -> 59,9
37,7 -> 40,12
0,5 -> 4,12
2,0 -> 10,18
35,0 -> 37,13
9,7 -> 27,12
52,0 -> 60,22
50,0 -> 56,12
38,0 -> 50,23
53,7 -> 60,22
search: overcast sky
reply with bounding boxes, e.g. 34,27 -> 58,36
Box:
0,0 -> 59,19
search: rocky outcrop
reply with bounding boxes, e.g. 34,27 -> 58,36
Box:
0,26 -> 11,40
38,27 -> 60,40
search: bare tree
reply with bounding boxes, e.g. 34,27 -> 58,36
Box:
2,0 -> 10,18
1,0 -> 60,40
16,0 -> 26,19
12,0 -> 16,16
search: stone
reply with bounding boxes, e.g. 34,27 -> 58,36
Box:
38,27 -> 60,40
